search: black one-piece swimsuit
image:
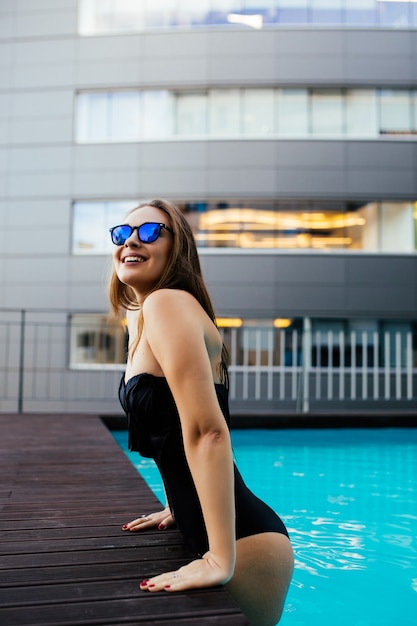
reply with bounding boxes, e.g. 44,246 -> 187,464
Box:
119,373 -> 289,555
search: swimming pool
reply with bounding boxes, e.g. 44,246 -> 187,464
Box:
112,428 -> 417,625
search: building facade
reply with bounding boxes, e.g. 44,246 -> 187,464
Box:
0,0 -> 416,414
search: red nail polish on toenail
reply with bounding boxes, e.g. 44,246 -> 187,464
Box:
122,524 -> 128,530
164,585 -> 171,589
148,584 -> 155,588
158,523 -> 165,530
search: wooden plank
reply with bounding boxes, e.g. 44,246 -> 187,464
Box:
0,414 -> 248,625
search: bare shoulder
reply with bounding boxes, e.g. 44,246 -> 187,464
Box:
143,289 -> 203,322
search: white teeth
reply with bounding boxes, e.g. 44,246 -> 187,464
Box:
124,256 -> 144,263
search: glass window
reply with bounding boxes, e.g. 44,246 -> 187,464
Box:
412,91 -> 417,133
72,201 -> 138,254
76,92 -> 109,142
377,1 -> 411,27
175,91 -> 207,135
346,90 -> 377,137
311,0 -> 343,24
111,0 -> 145,32
414,202 -> 417,251
412,3 -> 417,28
277,0 -> 308,24
78,0 -> 112,35
110,92 -> 141,141
211,0 -> 243,26
242,89 -> 275,136
69,314 -> 126,367
177,0 -> 211,27
345,0 -> 376,26
379,202 -> 415,252
311,90 -> 343,135
379,90 -> 411,134
141,91 -> 174,138
144,0 -> 177,29
242,0 -> 277,25
276,89 -> 308,135
208,89 -> 240,136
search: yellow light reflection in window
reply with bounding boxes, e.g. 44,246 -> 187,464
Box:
216,318 -> 243,328
197,207 -> 366,249
273,318 -> 292,329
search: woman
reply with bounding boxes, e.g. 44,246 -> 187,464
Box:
109,199 -> 293,626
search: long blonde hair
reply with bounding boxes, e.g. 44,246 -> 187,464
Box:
109,199 -> 229,381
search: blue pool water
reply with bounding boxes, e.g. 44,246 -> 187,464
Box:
112,428 -> 417,625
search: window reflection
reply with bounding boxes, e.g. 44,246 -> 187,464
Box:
72,199 -> 417,254
76,87 -> 417,143
78,0 -> 417,35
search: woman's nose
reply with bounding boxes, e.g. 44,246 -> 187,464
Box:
124,229 -> 142,247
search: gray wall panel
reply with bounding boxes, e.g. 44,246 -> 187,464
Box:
76,60 -> 141,88
139,168 -> 207,196
200,252 -> 417,319
14,39 -> 76,64
346,169 -> 415,198
144,31 -> 208,57
10,90 -> 74,118
209,283 -> 277,316
9,146 -> 73,172
74,145 -> 141,172
73,170 -> 141,197
276,141 -> 345,169
207,167 -> 276,196
4,284 -> 69,309
206,141 -> 276,168
276,56 -> 344,83
6,199 -> 70,227
345,285 -> 417,316
346,142 -> 415,169
7,172 -> 72,197
276,168 -> 345,196
9,117 -> 73,145
276,284 -> 346,315
346,256 -> 417,286
275,255 -> 346,285
77,35 -> 141,61
139,142 -> 207,169
12,64 -> 76,89
276,30 -> 345,57
15,9 -> 77,38
203,255 -> 275,284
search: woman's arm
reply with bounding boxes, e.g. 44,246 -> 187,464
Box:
140,289 -> 236,590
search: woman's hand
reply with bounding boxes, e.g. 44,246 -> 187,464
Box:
139,551 -> 234,592
121,506 -> 174,531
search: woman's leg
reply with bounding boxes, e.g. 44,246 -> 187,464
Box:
225,533 -> 294,626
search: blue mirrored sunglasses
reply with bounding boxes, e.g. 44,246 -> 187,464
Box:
109,222 -> 173,246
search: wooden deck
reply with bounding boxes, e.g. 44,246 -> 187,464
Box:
0,414 -> 248,625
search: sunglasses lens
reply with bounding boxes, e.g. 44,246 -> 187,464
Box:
111,225 -> 132,245
138,223 -> 161,243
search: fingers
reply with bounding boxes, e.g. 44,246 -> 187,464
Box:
139,556 -> 229,594
140,569 -> 183,593
122,514 -> 153,531
121,508 -> 174,532
157,511 -> 175,530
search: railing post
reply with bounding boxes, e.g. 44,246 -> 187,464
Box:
17,310 -> 25,413
302,317 -> 312,413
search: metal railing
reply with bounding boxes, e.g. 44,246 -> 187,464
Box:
0,310 -> 416,414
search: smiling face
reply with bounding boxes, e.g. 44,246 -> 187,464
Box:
112,205 -> 174,300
